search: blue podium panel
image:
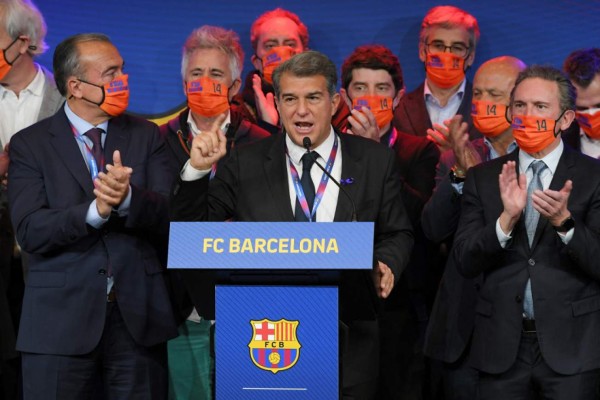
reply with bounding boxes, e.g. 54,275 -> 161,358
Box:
216,285 -> 338,400
168,222 -> 374,270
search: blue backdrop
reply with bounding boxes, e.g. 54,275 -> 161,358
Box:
35,0 -> 600,119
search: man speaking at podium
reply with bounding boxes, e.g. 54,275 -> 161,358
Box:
171,50 -> 413,399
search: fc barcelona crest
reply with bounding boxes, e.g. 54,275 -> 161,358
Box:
248,319 -> 301,373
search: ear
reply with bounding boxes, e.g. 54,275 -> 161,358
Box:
331,92 -> 341,117
182,80 -> 188,97
67,76 -> 83,99
340,88 -> 352,110
418,41 -> 427,63
251,54 -> 262,72
392,87 -> 405,109
228,78 -> 241,99
465,49 -> 476,68
16,35 -> 30,55
558,109 -> 576,132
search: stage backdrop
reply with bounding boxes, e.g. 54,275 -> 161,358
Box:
36,0 -> 600,123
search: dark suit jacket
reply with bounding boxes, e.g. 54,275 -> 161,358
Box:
170,132 -> 414,321
421,139 -> 489,363
8,108 -> 178,355
393,80 -> 479,141
159,107 -> 270,323
452,145 -> 600,375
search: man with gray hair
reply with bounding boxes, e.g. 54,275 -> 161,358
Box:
159,25 -> 269,400
171,50 -> 413,399
0,1 -> 62,396
453,65 -> 600,399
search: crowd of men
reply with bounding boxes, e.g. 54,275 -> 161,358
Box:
1,1 -> 600,399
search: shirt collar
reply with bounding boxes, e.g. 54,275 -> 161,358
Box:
518,139 -> 563,174
423,78 -> 466,105
0,63 -> 45,99
483,137 -> 518,159
64,102 -> 109,134
286,127 -> 336,165
187,110 -> 231,137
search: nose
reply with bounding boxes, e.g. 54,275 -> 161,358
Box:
296,98 -> 309,116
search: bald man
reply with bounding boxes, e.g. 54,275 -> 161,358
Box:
421,56 -> 526,400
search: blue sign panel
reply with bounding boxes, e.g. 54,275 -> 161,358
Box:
216,285 -> 338,399
168,222 -> 373,270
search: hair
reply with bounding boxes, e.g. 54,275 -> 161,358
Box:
563,48 -> 600,89
272,50 -> 337,98
53,33 -> 112,97
420,5 -> 480,49
0,0 -> 48,56
510,65 -> 576,112
250,8 -> 309,52
181,25 -> 244,81
341,44 -> 404,93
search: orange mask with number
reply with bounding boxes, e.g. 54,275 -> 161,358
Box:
186,77 -> 230,117
511,114 -> 559,154
352,95 -> 394,129
425,52 -> 465,89
80,74 -> 129,116
575,108 -> 600,139
261,46 -> 296,84
471,100 -> 510,138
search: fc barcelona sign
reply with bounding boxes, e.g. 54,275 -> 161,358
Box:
248,319 -> 301,373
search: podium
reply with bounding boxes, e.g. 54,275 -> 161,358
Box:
168,222 -> 374,399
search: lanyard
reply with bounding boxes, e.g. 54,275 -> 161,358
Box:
287,134 -> 338,222
388,127 -> 398,148
70,124 -> 102,180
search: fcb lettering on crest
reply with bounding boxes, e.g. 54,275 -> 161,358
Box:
248,318 -> 301,374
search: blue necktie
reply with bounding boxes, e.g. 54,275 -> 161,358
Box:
523,160 -> 547,319
294,152 -> 316,222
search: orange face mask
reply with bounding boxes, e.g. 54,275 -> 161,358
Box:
425,52 -> 465,89
261,46 -> 296,84
80,74 -> 129,116
0,37 -> 21,81
511,114 -> 559,154
352,95 -> 394,129
576,108 -> 600,139
186,77 -> 230,117
471,100 -> 510,138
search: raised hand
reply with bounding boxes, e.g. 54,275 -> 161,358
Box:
533,180 -> 572,227
426,122 -> 451,153
189,112 -> 228,171
498,160 -> 527,234
346,106 -> 380,142
252,73 -> 279,125
94,150 -> 132,217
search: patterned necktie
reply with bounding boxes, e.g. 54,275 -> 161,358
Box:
523,160 -> 547,319
84,127 -> 104,172
294,152 -> 317,222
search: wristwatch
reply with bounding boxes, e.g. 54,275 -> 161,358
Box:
449,166 -> 466,184
554,216 -> 575,233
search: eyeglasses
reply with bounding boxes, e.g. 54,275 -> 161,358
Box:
426,41 -> 470,58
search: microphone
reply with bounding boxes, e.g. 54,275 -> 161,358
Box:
303,137 -> 357,222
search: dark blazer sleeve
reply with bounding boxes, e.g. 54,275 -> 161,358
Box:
452,162 -> 508,279
373,150 -> 414,282
8,131 -> 91,254
421,149 -> 462,242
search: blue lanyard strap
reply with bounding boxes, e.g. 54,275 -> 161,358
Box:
287,134 -> 339,222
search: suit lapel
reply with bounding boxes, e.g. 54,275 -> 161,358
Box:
264,134 -> 294,221
104,115 -> 131,167
404,83 -> 432,136
49,109 -> 95,197
334,135 -> 365,222
531,147 -> 575,249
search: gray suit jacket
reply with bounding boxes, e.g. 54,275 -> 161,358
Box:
38,65 -> 64,121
